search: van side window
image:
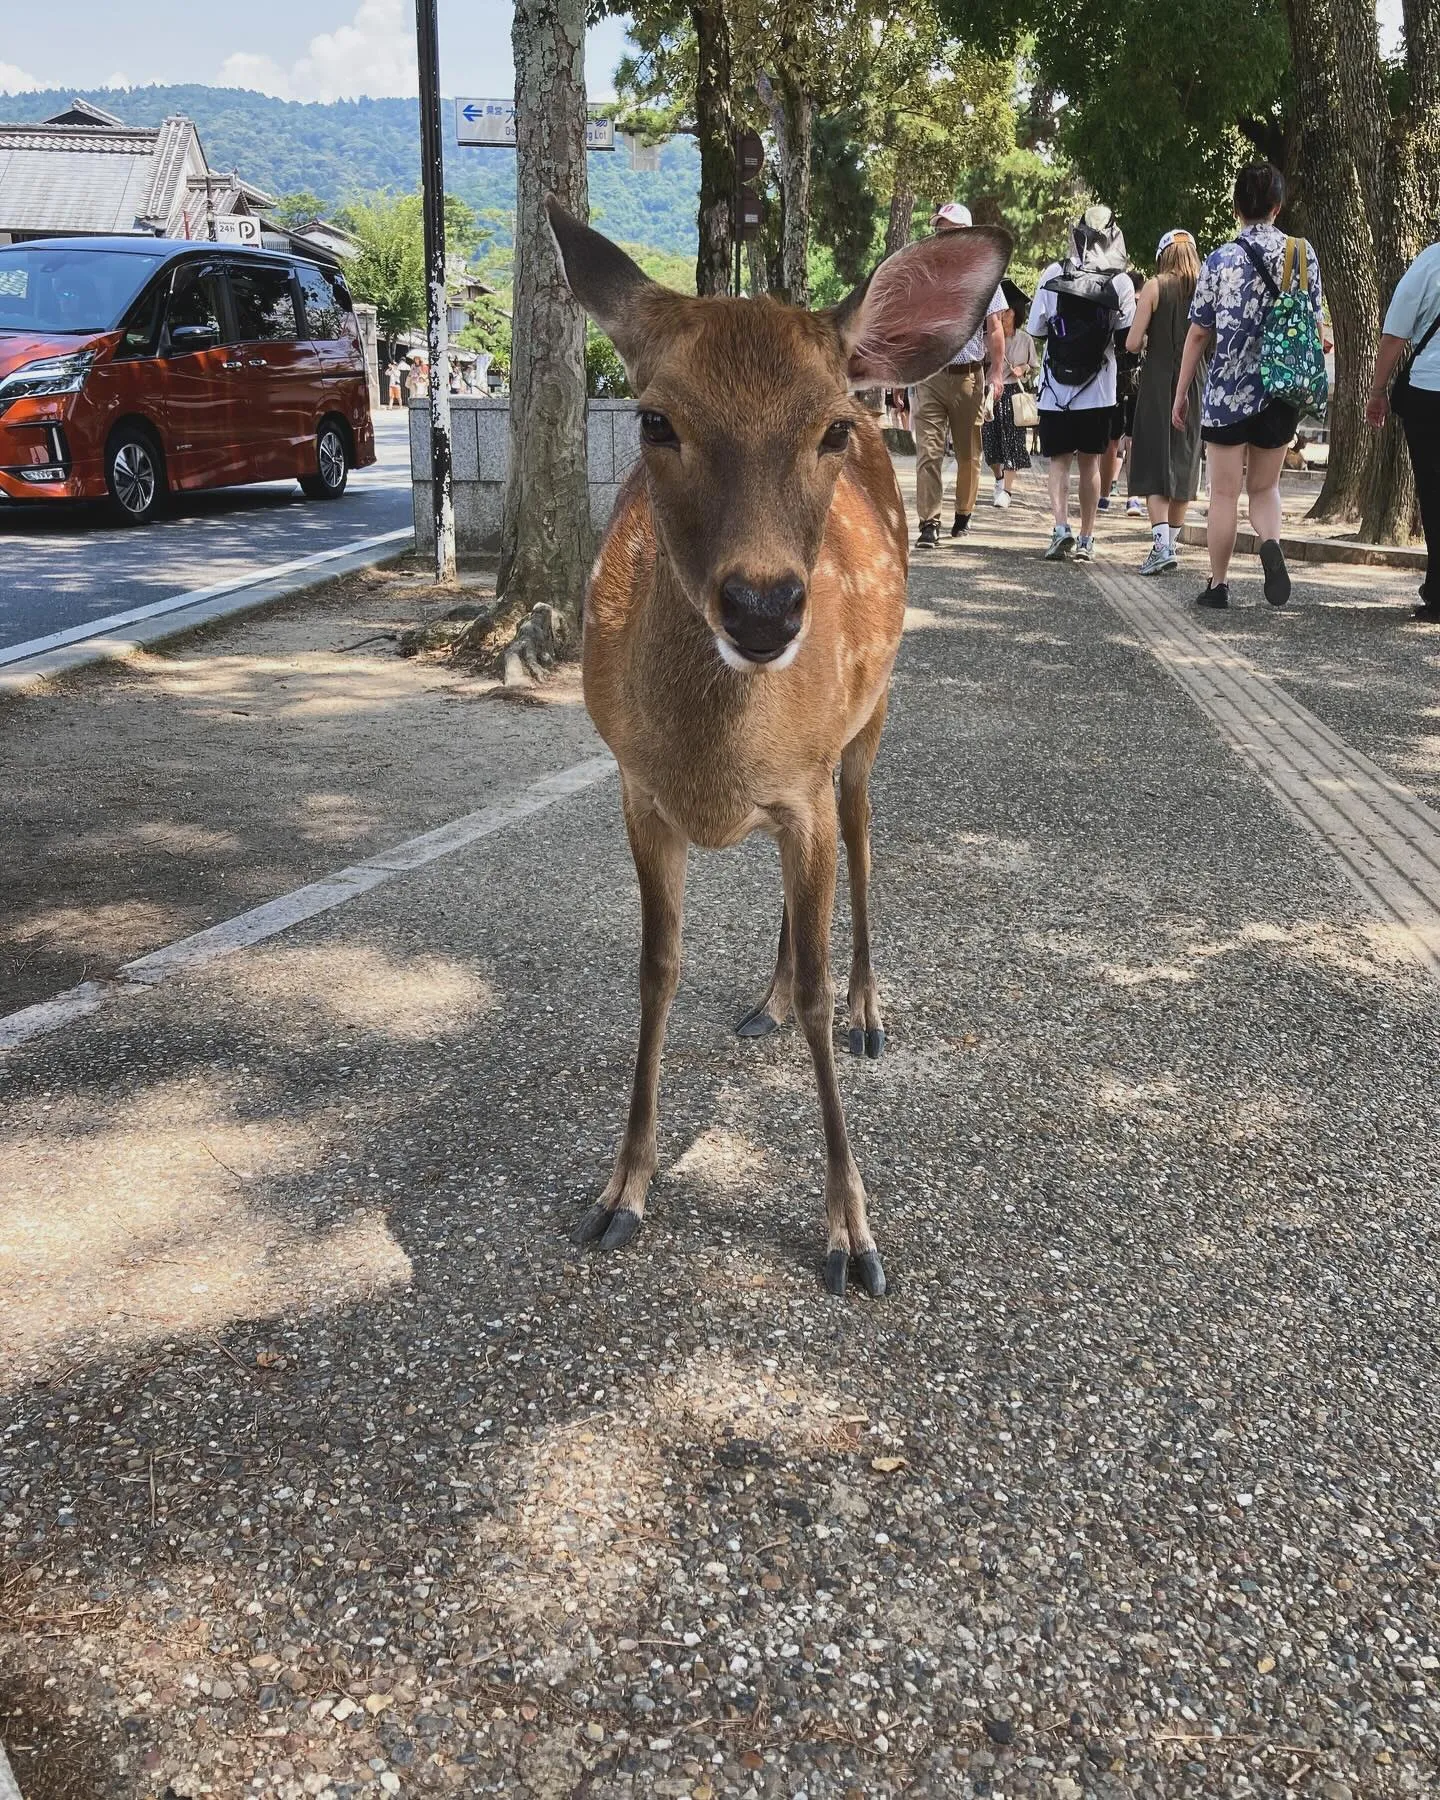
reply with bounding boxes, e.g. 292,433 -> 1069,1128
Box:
229,264 -> 299,342
297,264 -> 347,340
165,265 -> 226,349
117,280 -> 166,359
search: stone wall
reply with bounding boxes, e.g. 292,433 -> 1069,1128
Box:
410,399 -> 641,557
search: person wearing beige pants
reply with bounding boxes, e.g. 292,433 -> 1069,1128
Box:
913,200 -> 1007,548
914,362 -> 987,533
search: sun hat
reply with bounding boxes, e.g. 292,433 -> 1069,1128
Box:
1155,228 -> 1195,259
931,201 -> 972,229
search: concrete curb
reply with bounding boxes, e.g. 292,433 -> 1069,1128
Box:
0,1741 -> 23,1800
1178,520 -> 1426,572
0,527 -> 413,697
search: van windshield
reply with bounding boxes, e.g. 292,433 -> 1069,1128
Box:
0,246 -> 164,334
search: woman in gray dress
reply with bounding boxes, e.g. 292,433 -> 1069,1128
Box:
1126,229 -> 1207,574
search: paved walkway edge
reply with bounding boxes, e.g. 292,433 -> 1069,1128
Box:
0,1742 -> 22,1800
0,753 -> 616,1053
0,526 -> 414,697
1177,520 -> 1426,572
1088,558 -> 1440,979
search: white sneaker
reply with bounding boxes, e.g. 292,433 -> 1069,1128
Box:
1126,497 -> 1145,517
993,489 -> 1011,508
1139,542 -> 1179,576
1044,525 -> 1075,560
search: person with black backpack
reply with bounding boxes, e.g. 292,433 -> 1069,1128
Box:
1027,205 -> 1137,562
1366,237 -> 1440,622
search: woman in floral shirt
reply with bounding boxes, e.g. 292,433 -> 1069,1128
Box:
1172,163 -> 1324,610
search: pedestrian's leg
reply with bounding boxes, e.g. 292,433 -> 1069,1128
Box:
953,368 -> 985,523
1146,495 -> 1168,527
1403,396 -> 1440,607
1245,443 -> 1291,605
1048,452 -> 1073,528
1099,437 -> 1119,496
1205,444 -> 1245,585
1076,453 -> 1102,537
1167,499 -> 1190,532
913,379 -> 947,527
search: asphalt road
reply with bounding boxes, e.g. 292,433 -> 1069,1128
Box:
0,408 -> 413,655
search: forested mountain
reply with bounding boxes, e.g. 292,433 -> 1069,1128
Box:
0,85 -> 700,253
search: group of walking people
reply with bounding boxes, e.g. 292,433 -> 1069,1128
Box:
910,162 -> 1438,619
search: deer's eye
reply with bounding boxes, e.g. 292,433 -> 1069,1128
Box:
820,419 -> 854,454
639,410 -> 679,447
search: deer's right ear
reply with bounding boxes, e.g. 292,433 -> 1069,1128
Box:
545,197 -> 654,370
834,226 -> 1013,386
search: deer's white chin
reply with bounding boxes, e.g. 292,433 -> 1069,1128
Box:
715,635 -> 803,674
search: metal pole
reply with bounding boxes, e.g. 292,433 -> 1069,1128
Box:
416,0 -> 455,582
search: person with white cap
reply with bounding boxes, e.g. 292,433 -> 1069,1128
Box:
912,201 -> 1008,550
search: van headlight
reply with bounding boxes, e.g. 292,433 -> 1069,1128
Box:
0,350 -> 96,414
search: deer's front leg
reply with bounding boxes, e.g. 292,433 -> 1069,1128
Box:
839,696 -> 887,1060
576,785 -> 688,1253
780,786 -> 886,1299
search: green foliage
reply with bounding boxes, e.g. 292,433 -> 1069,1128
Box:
268,189 -> 327,227
333,190 -> 485,339
0,85 -> 706,258
933,3 -> 1291,261
968,146 -> 1086,291
586,327 -> 632,397
457,300 -> 512,377
810,114 -> 878,288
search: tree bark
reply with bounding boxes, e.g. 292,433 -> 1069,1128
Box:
497,0 -> 592,675
746,230 -> 768,294
1283,0 -> 1380,523
885,185 -> 915,258
692,0 -> 735,296
772,71 -> 813,305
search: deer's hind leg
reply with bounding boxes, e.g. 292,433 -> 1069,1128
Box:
839,694 -> 887,1060
576,782 -> 687,1253
736,899 -> 793,1039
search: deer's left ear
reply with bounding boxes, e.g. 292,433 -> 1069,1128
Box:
546,197 -> 656,376
833,226 -> 1013,385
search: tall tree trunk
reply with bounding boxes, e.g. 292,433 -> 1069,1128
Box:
885,184 -> 915,259
1283,0 -> 1380,523
497,0 -> 592,673
746,231 -> 768,294
772,71 -> 813,305
692,0 -> 735,296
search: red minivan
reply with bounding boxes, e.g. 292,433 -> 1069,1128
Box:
0,237 -> 376,524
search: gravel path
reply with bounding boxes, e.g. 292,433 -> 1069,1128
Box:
2,482 -> 1438,1800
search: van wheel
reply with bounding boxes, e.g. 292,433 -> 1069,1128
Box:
105,426 -> 165,526
300,422 -> 349,499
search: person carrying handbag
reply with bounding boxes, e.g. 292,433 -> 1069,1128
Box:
982,278 -> 1037,506
1366,239 -> 1440,621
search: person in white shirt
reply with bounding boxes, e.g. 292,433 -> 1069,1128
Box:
1027,206 -> 1136,562
1367,238 -> 1440,621
912,201 -> 1007,549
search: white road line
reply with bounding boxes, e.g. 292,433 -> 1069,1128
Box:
0,526 -> 412,669
1088,559 -> 1440,978
0,753 -> 616,1053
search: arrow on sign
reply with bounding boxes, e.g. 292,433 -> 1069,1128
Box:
462,103 -> 483,121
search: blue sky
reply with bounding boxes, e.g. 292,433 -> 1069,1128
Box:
0,0 -> 1407,105
0,1 -> 633,103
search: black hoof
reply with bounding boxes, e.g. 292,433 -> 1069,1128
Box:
848,1026 -> 866,1057
737,1007 -> 783,1039
852,1250 -> 887,1297
598,1208 -> 643,1252
574,1203 -> 615,1246
824,1249 -> 850,1296
864,1027 -> 886,1060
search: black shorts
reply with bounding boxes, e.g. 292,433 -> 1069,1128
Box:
1038,406 -> 1113,458
1202,401 -> 1300,449
1111,393 -> 1136,441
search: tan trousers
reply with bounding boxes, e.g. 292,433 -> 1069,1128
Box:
915,364 -> 985,523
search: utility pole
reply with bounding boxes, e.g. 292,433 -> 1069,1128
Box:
416,0 -> 455,581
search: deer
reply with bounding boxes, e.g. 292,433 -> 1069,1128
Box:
548,199 -> 1011,1297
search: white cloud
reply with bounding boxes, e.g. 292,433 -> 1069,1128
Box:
218,0 -> 417,103
0,62 -> 41,94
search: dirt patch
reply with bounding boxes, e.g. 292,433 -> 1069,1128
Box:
0,559 -> 598,1015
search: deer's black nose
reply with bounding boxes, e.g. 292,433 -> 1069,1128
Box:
719,576 -> 806,662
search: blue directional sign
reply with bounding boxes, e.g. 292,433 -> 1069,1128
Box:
455,98 -> 615,150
